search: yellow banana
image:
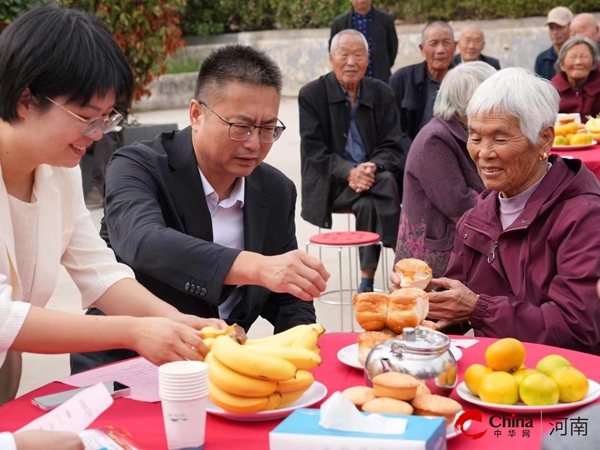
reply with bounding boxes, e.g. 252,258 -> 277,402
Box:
264,392 -> 282,410
209,382 -> 268,414
277,370 -> 314,393
292,324 -> 325,350
312,344 -> 321,355
278,385 -> 311,408
199,324 -> 247,344
205,352 -> 277,398
244,324 -> 311,347
244,345 -> 321,370
212,335 -> 296,381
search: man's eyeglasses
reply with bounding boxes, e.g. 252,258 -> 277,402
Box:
45,97 -> 123,137
199,101 -> 286,143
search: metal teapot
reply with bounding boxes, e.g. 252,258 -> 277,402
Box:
364,326 -> 457,396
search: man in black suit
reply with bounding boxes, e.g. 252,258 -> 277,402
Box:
330,0 -> 398,83
300,30 -> 403,294
453,24 -> 501,70
71,45 -> 329,372
389,21 -> 456,152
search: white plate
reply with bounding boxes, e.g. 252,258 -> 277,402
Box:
337,343 -> 463,370
456,379 -> 600,413
552,139 -> 597,151
206,381 -> 328,421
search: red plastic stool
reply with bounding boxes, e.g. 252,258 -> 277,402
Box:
306,231 -> 388,331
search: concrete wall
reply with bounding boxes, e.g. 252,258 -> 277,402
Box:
133,14 -> 600,112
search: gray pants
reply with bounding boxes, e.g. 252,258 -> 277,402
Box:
331,171 -> 400,271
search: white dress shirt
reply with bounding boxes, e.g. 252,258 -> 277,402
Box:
198,169 -> 245,319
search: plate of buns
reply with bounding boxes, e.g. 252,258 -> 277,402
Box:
341,373 -> 469,439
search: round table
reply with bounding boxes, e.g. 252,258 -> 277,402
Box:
1,334 -> 598,449
551,143 -> 600,180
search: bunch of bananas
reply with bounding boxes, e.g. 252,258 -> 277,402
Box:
201,323 -> 325,414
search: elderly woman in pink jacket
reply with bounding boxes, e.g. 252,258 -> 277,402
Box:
393,68 -> 600,354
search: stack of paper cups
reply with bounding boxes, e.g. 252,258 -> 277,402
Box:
159,361 -> 209,450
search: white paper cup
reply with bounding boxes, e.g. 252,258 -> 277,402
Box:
159,379 -> 208,387
161,396 -> 207,450
159,388 -> 208,400
160,361 -> 208,377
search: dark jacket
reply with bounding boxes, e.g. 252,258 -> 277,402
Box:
444,156 -> 600,354
389,61 -> 455,152
552,69 -> 600,122
329,8 -> 398,83
452,53 -> 501,70
535,46 -> 558,80
299,71 -> 404,228
395,117 -> 484,278
96,127 -> 315,331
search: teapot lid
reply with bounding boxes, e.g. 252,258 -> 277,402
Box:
392,326 -> 450,354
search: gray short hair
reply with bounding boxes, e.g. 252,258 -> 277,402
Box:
555,35 -> 600,72
434,62 -> 497,121
467,68 -> 559,146
330,29 -> 369,54
421,21 -> 455,43
194,45 -> 283,102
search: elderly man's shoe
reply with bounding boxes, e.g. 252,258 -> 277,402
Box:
85,187 -> 104,210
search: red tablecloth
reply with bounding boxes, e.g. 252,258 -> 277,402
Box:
1,334 -> 598,449
551,143 -> 600,180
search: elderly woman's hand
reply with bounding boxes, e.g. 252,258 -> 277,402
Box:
389,272 -> 401,293
427,277 -> 479,330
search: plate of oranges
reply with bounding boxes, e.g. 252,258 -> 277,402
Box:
457,338 -> 600,413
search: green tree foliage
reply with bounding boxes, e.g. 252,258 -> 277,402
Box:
179,0 -> 600,36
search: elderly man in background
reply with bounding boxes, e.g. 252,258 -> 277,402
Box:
570,13 -> 600,51
393,68 -> 600,353
330,0 -> 398,83
389,21 -> 456,152
535,6 -> 573,80
453,25 -> 501,70
300,29 -> 403,294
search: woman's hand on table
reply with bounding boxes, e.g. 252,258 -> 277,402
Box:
427,278 -> 479,330
14,431 -> 84,450
130,316 -> 211,364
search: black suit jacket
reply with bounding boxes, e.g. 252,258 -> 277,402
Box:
100,126 -> 315,330
299,71 -> 404,228
329,8 -> 398,83
452,53 -> 501,70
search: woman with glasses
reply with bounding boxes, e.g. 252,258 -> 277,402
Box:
0,7 -> 225,447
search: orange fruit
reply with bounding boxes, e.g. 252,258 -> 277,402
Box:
464,364 -> 493,396
519,373 -> 559,406
512,368 -> 537,385
479,372 -> 520,405
536,355 -> 572,376
549,367 -> 589,403
485,338 -> 526,372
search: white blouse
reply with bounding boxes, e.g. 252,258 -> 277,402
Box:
8,192 -> 39,303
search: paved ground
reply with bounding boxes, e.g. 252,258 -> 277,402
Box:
18,98 -> 395,396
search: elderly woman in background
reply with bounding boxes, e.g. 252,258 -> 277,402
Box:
551,36 -> 600,121
394,62 -> 496,278
394,68 -> 600,354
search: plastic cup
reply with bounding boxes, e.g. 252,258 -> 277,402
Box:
161,395 -> 208,450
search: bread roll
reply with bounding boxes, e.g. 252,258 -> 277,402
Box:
362,397 -> 414,415
341,386 -> 376,408
411,394 -> 463,425
353,292 -> 389,331
357,329 -> 396,364
371,372 -> 422,401
395,258 -> 432,290
387,288 -> 429,334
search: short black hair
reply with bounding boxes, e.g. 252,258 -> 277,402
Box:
194,45 -> 283,102
0,5 -> 134,123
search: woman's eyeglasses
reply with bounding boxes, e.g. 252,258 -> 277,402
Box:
45,97 -> 123,137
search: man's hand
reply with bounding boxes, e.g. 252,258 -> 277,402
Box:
129,317 -> 210,363
258,250 -> 330,301
347,162 -> 376,193
14,431 -> 84,450
170,314 -> 227,333
427,278 -> 479,330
